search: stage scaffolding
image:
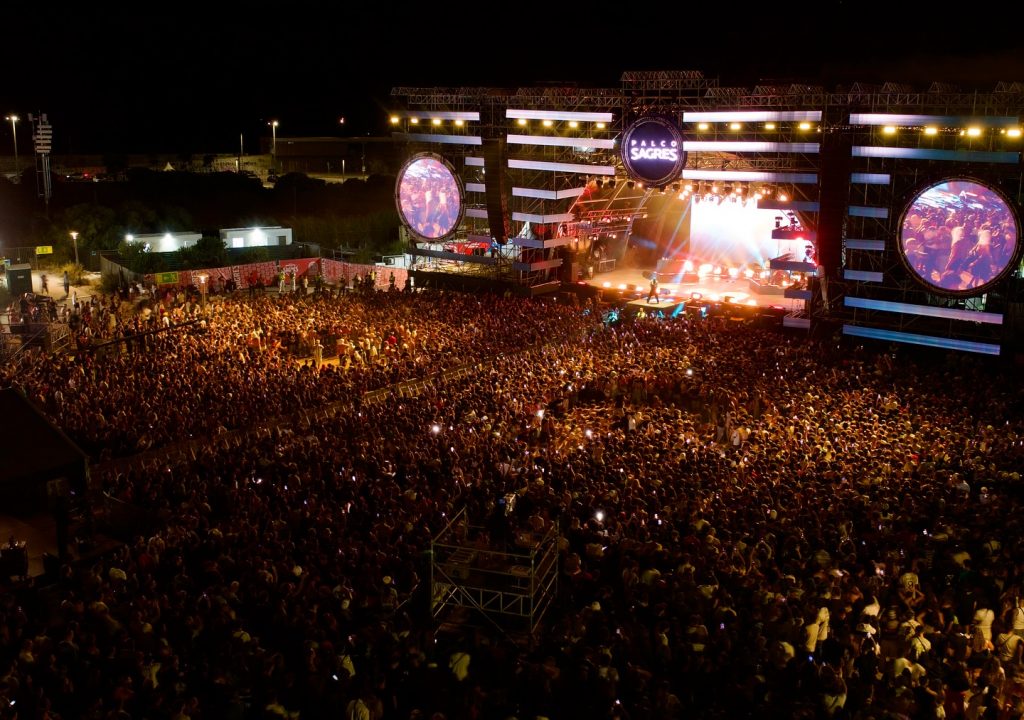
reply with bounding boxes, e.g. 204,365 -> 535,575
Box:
430,506 -> 558,641
391,76 -> 1024,350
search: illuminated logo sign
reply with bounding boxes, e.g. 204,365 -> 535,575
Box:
621,116 -> 685,187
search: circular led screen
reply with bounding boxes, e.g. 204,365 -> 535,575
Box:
900,178 -> 1019,295
395,153 -> 464,240
620,116 -> 685,188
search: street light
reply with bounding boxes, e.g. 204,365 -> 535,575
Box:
197,273 -> 208,312
69,231 -> 79,266
4,115 -> 17,178
269,120 -> 279,170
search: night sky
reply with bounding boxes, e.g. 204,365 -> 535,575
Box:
6,2 -> 1024,155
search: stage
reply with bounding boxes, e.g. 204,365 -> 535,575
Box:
581,263 -> 809,313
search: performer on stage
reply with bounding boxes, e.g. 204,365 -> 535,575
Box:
647,273 -> 659,303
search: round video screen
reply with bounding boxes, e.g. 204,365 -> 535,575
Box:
395,154 -> 464,240
900,178 -> 1019,295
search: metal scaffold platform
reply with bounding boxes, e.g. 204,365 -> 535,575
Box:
430,505 -> 558,642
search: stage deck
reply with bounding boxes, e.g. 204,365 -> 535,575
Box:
583,264 -> 807,312
624,298 -> 686,317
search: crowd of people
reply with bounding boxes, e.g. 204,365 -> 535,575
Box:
3,279 -> 1024,720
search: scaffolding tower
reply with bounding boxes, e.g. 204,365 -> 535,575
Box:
430,505 -> 558,641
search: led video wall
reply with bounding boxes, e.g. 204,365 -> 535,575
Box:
899,178 -> 1019,295
395,153 -> 465,240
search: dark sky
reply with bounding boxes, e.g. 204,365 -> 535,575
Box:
6,2 -> 1024,155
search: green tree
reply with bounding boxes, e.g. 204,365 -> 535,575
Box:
118,240 -> 164,273
46,204 -> 121,261
176,235 -> 227,269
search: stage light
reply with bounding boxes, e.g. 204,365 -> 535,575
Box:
778,193 -> 789,202
517,118 -> 528,126
431,118 -> 442,126
1009,128 -> 1023,138
698,122 -> 709,130
711,185 -> 719,193
967,127 -> 982,137
454,119 -> 464,127
542,119 -> 553,127
754,192 -> 763,200
569,120 -> 578,129
389,116 -> 400,125
596,122 -> 606,129
602,281 -> 611,288
924,126 -> 938,135
714,266 -> 724,276
684,184 -> 693,192
798,122 -> 812,130
728,267 -> 740,279
882,125 -> 896,134
730,122 -> 742,131
636,182 -> 643,189
410,118 -> 420,125
764,122 -> 776,130
683,260 -> 694,272
698,263 -> 713,277
746,298 -> 758,306
690,292 -> 702,300
618,284 -> 627,290
744,269 -> 754,278
733,187 -> 742,194
678,192 -> 687,201
708,293 -> 720,301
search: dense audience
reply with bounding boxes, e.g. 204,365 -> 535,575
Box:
3,280 -> 1024,720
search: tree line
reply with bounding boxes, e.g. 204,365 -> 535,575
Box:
0,169 -> 403,270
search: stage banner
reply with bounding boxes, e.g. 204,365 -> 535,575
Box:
178,267 -> 234,289
322,259 -> 408,290
279,258 -> 320,279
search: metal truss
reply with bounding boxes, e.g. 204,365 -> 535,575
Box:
430,507 -> 559,640
391,77 -> 1024,313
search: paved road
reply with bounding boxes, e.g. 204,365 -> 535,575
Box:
20,270 -> 102,303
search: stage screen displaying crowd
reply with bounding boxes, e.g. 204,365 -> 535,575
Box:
900,178 -> 1019,295
396,154 -> 464,241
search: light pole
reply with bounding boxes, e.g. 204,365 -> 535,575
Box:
69,231 -> 80,266
269,120 -> 278,171
197,273 -> 208,312
4,115 -> 17,178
